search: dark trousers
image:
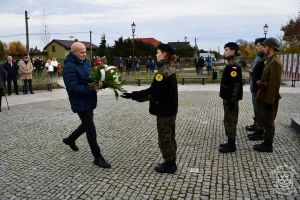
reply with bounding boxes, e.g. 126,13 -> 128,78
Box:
223,100 -> 239,139
68,110 -> 101,159
261,100 -> 279,140
0,88 -> 2,111
7,76 -> 18,94
23,79 -> 33,93
157,116 -> 177,162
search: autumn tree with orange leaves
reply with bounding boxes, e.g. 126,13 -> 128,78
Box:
8,41 -> 26,55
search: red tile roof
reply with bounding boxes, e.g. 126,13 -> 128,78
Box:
131,38 -> 160,47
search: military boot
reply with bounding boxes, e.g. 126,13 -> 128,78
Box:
248,130 -> 264,141
219,138 -> 236,153
63,138 -> 79,151
154,161 -> 177,174
253,139 -> 273,152
94,156 -> 111,168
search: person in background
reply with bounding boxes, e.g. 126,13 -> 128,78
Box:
4,56 -> 19,95
0,63 -> 7,112
18,55 -> 34,95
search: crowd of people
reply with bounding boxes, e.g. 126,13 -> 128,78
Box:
0,55 -> 61,99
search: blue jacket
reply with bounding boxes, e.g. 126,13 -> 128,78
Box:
63,53 -> 97,113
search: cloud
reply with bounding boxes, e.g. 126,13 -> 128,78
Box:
0,0 -> 299,51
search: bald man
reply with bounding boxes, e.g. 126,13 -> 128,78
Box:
62,42 -> 111,168
4,56 -> 19,95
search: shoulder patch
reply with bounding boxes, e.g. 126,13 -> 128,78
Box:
230,71 -> 237,77
155,73 -> 164,81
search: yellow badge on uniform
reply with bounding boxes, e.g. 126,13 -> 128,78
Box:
230,71 -> 237,77
155,73 -> 164,81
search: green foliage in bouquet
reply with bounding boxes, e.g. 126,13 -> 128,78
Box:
89,64 -> 126,100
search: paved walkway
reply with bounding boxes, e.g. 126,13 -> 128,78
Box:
0,83 -> 299,199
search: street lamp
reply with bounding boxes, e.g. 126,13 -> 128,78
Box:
131,22 -> 136,60
263,24 -> 269,38
184,36 -> 187,66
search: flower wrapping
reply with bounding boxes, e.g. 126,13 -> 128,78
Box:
89,64 -> 126,100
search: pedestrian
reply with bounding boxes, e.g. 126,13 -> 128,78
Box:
117,57 -> 124,74
135,59 -> 140,72
0,63 -> 7,112
45,59 -> 54,92
150,59 -> 156,74
254,38 -> 283,152
18,55 -> 34,94
206,56 -> 213,76
51,58 -> 58,78
219,42 -> 243,153
194,55 -> 200,76
34,57 -> 44,76
125,56 -> 132,75
121,43 -> 178,174
62,41 -> 111,168
3,56 -> 19,95
246,38 -> 266,141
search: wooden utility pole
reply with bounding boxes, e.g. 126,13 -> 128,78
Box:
90,31 -> 92,61
25,10 -> 30,56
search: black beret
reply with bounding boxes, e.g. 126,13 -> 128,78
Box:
157,43 -> 176,55
254,38 -> 266,45
224,42 -> 239,51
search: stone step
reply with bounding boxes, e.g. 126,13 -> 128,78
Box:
291,113 -> 300,133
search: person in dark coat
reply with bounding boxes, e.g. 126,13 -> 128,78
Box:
122,43 -> 178,174
4,56 -> 19,95
62,41 -> 111,168
0,64 -> 7,112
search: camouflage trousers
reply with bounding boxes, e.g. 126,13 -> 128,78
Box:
157,116 -> 177,162
223,100 -> 239,139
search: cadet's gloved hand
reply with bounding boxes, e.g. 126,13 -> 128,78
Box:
228,101 -> 235,111
265,102 -> 273,110
121,92 -> 133,99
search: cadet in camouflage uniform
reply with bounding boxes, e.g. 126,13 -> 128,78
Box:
254,38 -> 282,152
219,42 -> 243,153
121,43 -> 178,174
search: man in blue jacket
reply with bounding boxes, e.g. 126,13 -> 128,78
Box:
62,42 -> 111,168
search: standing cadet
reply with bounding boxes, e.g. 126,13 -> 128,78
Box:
219,42 -> 243,153
254,38 -> 282,152
121,43 -> 178,174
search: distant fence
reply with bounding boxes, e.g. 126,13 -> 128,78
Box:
280,54 -> 300,81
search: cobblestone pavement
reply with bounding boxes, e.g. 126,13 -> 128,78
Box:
0,90 -> 299,199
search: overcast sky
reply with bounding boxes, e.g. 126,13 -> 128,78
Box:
0,0 -> 299,53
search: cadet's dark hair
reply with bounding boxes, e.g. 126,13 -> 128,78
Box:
224,42 -> 241,56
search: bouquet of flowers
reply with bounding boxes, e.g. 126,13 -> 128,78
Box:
89,64 -> 126,100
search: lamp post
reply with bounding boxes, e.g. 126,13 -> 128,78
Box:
263,24 -> 269,38
131,22 -> 136,60
184,36 -> 187,66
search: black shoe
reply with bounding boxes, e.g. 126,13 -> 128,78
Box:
154,161 -> 177,174
63,138 -> 79,151
8,93 -> 11,96
219,139 -> 236,153
16,93 -> 19,95
248,132 -> 264,141
253,140 -> 273,152
94,157 -> 111,168
30,91 -> 34,94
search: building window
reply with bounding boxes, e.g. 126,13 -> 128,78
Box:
52,45 -> 56,52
